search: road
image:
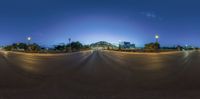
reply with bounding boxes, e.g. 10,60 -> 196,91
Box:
0,50 -> 200,99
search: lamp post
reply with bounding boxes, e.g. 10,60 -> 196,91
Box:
27,37 -> 32,52
68,38 -> 71,52
27,37 -> 31,45
119,40 -> 121,50
155,34 -> 159,43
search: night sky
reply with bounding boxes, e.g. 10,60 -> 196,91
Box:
0,0 -> 200,47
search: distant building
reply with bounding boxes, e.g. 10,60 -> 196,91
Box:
90,41 -> 115,50
119,41 -> 135,49
184,45 -> 194,50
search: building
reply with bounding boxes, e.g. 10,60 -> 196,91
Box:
119,41 -> 135,49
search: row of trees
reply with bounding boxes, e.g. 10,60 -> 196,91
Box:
54,41 -> 90,52
144,42 -> 160,50
144,42 -> 198,51
3,41 -> 90,52
4,43 -> 40,52
4,41 -> 196,53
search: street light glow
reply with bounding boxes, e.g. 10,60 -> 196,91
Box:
155,35 -> 159,39
27,37 -> 31,41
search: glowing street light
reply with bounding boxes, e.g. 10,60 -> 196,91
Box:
27,37 -> 31,41
155,34 -> 159,42
155,35 -> 159,39
27,37 -> 31,44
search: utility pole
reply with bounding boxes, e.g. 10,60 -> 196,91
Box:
119,40 -> 121,50
68,38 -> 71,52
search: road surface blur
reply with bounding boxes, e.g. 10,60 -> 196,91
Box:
0,50 -> 200,99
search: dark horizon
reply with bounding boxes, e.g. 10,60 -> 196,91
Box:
0,0 -> 200,47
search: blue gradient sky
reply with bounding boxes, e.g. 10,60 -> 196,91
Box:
0,0 -> 200,47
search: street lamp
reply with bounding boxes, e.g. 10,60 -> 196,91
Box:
155,34 -> 159,42
27,37 -> 31,44
118,40 -> 121,50
27,37 -> 32,51
68,38 -> 71,52
27,37 -> 31,41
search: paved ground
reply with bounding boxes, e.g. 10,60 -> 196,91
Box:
0,50 -> 200,99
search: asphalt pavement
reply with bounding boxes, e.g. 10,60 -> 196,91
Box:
0,50 -> 200,99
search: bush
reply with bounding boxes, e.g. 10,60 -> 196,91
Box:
145,42 -> 160,50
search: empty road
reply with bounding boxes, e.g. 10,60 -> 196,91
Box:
0,50 -> 200,99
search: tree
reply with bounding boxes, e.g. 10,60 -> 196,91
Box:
154,42 -> 160,49
14,43 -> 28,50
27,43 -> 41,52
145,42 -> 160,50
83,45 -> 90,49
176,45 -> 183,51
4,45 -> 12,51
119,44 -> 122,50
54,45 -> 65,51
4,43 -> 28,51
68,41 -> 83,51
3,43 -> 41,52
54,42 -> 84,52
